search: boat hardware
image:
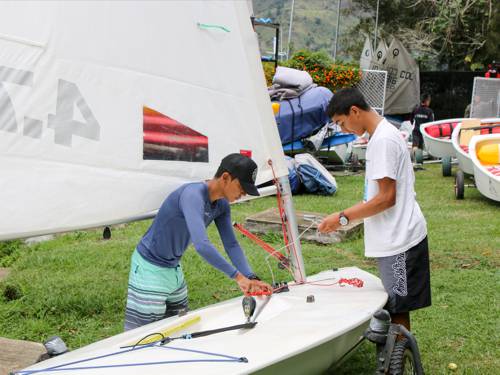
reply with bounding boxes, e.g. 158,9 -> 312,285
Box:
364,309 -> 424,375
242,296 -> 257,323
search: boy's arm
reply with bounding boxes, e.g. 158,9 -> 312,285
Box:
179,189 -> 238,278
318,178 -> 396,233
319,137 -> 398,233
214,202 -> 254,278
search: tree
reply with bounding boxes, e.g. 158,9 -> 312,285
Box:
351,0 -> 498,70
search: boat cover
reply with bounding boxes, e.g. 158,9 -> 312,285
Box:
275,86 -> 333,144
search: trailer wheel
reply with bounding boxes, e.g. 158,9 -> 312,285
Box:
455,170 -> 465,199
389,339 -> 417,375
351,153 -> 360,172
103,226 -> 111,240
415,149 -> 423,164
442,156 -> 452,176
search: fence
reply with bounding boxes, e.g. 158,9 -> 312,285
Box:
356,69 -> 387,115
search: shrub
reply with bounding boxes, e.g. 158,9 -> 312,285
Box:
263,49 -> 361,92
284,50 -> 361,92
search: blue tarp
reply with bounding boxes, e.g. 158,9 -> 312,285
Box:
282,133 -> 356,152
275,86 -> 333,144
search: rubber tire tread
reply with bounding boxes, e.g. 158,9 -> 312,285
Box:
389,339 -> 416,375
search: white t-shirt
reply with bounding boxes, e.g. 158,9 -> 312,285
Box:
363,118 -> 427,257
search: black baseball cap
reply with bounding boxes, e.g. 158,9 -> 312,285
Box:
219,153 -> 260,196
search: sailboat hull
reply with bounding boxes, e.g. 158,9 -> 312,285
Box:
18,267 -> 387,375
253,322 -> 367,375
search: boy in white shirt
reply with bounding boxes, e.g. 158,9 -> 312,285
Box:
318,88 -> 431,331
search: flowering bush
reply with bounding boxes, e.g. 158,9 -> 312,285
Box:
263,50 -> 361,93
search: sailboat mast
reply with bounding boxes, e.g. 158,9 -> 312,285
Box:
278,176 -> 306,283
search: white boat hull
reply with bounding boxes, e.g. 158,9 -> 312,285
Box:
451,123 -> 475,175
470,134 -> 500,202
451,119 -> 500,175
18,267 -> 387,375
421,119 -> 465,158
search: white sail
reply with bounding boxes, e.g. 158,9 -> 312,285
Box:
0,1 -> 288,241
359,35 -> 373,70
369,38 -> 388,71
383,37 -> 420,114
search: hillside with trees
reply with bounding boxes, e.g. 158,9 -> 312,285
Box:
253,0 -> 498,70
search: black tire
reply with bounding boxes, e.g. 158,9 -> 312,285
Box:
442,156 -> 452,177
351,153 -> 360,172
455,169 -> 465,199
103,226 -> 111,240
389,339 -> 417,375
415,149 -> 424,164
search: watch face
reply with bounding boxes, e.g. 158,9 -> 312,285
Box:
339,215 -> 349,226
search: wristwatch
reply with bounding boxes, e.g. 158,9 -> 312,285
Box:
339,211 -> 349,226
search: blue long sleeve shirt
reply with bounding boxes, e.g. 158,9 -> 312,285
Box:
137,182 -> 253,278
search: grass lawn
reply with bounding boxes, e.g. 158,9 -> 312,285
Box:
0,164 -> 499,374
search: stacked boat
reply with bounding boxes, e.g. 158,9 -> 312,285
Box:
420,119 -> 465,176
451,119 -> 500,199
421,117 -> 500,200
470,133 -> 500,202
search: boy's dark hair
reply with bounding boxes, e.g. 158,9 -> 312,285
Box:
214,166 -> 234,179
326,88 -> 370,118
421,93 -> 431,103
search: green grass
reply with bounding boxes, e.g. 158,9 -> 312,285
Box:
1,164 -> 499,374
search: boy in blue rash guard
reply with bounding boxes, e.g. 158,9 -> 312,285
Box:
124,153 -> 273,331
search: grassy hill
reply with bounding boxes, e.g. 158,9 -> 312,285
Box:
252,0 -> 369,62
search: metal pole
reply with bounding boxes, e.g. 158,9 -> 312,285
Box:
286,0 -> 295,60
333,0 -> 341,62
275,26 -> 279,69
374,0 -> 379,48
278,176 -> 306,283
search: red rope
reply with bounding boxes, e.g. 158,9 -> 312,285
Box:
268,159 -> 305,282
236,159 -> 363,289
269,160 -> 290,254
233,223 -> 291,273
338,278 -> 364,288
301,277 -> 364,288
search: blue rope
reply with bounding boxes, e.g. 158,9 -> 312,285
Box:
157,344 -> 243,361
16,343 -> 246,374
14,343 -> 156,375
17,359 -> 244,374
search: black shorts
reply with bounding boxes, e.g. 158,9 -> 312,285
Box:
412,129 -> 424,149
377,236 -> 431,314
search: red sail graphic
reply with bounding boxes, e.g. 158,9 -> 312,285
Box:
143,106 -> 208,162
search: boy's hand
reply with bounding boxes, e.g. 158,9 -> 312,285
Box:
248,279 -> 273,295
318,213 -> 340,233
235,273 -> 273,296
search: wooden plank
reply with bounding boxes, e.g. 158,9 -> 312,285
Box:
0,337 -> 46,375
244,208 -> 363,245
459,119 -> 481,146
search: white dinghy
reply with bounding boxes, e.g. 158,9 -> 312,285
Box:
420,119 -> 465,176
0,1 -> 387,374
17,268 -> 386,375
469,134 -> 500,202
451,119 -> 500,198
